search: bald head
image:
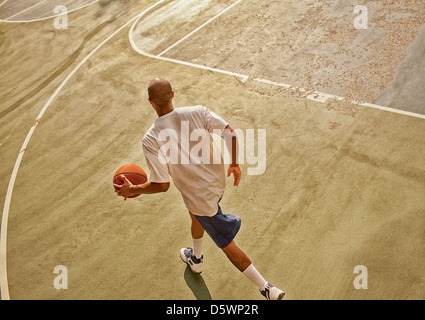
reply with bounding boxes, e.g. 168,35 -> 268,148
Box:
148,78 -> 173,107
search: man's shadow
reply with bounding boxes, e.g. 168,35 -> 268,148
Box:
184,265 -> 212,300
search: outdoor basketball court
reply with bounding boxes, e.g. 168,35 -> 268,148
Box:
1,0 -> 424,300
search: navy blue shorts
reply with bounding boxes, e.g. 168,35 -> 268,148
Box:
195,203 -> 241,249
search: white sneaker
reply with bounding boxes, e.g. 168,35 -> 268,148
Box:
260,283 -> 285,300
180,247 -> 203,274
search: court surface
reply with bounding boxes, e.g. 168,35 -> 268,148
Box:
1,0 -> 424,300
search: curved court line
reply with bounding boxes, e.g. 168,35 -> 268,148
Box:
1,0 -> 424,301
4,0 -> 47,21
157,0 -> 243,57
0,0 -> 9,9
0,0 -> 167,300
0,0 -> 99,23
129,0 -> 249,83
129,1 -> 425,121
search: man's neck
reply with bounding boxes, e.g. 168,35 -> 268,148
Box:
156,105 -> 174,118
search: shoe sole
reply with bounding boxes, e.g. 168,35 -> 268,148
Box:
277,292 -> 285,300
179,250 -> 202,274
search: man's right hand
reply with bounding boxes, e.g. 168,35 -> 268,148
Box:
113,175 -> 135,201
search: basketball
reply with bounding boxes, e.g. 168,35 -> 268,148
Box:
113,164 -> 148,198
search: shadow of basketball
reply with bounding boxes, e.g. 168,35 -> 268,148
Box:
183,265 -> 212,300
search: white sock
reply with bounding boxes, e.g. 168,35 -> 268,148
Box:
192,237 -> 203,259
242,264 -> 268,290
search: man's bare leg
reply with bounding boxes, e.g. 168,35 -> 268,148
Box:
222,241 -> 268,288
189,212 -> 204,260
222,240 -> 252,272
222,241 -> 285,299
189,212 -> 204,240
180,213 -> 205,274
185,214 -> 285,299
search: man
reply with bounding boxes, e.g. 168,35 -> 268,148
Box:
114,78 -> 284,300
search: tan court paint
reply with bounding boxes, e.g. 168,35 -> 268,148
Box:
0,0 -> 424,300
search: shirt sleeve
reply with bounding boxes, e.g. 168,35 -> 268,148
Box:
142,135 -> 170,183
200,106 -> 229,134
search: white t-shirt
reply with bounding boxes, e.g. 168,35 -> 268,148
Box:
142,106 -> 229,217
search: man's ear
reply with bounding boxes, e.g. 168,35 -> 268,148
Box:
172,91 -> 175,98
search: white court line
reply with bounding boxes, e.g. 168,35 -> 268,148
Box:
130,2 -> 425,120
252,78 -> 292,89
255,77 -> 343,100
2,0 -> 425,301
4,0 -> 47,21
158,0 -> 243,57
131,1 -> 425,121
0,0 -> 168,301
133,44 -> 249,83
355,102 -> 425,119
129,1 -> 249,83
0,0 -> 99,23
0,0 -> 9,8
254,78 -> 425,119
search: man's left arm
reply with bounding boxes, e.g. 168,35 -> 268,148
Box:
222,125 -> 241,187
201,106 -> 241,186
